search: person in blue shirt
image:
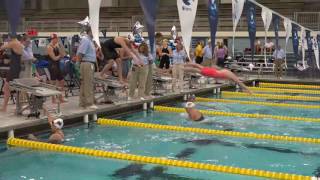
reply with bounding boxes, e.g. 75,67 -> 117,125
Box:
172,43 -> 187,92
272,45 -> 286,79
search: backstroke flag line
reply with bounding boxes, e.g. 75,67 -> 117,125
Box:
5,0 -> 22,36
139,0 -> 159,54
292,23 -> 299,62
88,0 -> 101,47
313,36 -> 319,69
301,27 -> 306,69
246,1 -> 256,62
232,0 -> 245,57
283,18 -> 292,68
208,0 -> 218,58
261,7 -> 273,66
177,0 -> 198,58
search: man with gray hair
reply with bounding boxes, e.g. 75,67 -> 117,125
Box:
272,45 -> 285,79
76,26 -> 97,109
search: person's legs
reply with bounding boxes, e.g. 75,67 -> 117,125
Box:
1,81 -> 10,112
138,66 -> 148,98
172,64 -> 178,91
144,64 -> 153,96
79,63 -> 86,107
159,58 -> 165,69
100,59 -> 115,77
165,58 -> 170,69
218,69 -> 252,94
128,66 -> 139,98
178,64 -> 185,90
115,58 -> 124,83
83,63 -> 95,106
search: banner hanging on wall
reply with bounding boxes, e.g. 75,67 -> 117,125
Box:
232,0 -> 245,57
283,18 -> 292,68
88,0 -> 101,47
291,23 -> 300,62
261,7 -> 273,66
208,0 -> 218,58
273,14 -> 280,50
301,27 -> 306,69
139,0 -> 159,54
5,0 -> 22,36
177,0 -> 198,58
245,1 -> 256,62
313,36 -> 319,69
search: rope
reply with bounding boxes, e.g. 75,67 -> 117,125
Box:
7,138 -> 312,180
97,119 -> 320,144
222,91 -> 320,102
154,106 -> 320,123
249,87 -> 320,95
195,97 -> 320,109
259,82 -> 320,90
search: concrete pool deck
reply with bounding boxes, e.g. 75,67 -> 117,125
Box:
0,76 -> 319,139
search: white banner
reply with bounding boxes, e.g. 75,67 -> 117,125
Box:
261,7 -> 273,66
177,0 -> 198,58
88,0 -> 101,47
283,18 -> 292,68
232,0 -> 245,57
301,27 -> 306,69
313,37 -> 320,69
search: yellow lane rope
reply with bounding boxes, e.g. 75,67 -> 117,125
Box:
97,119 -> 320,144
259,82 -> 320,90
222,91 -> 320,102
249,87 -> 320,95
7,138 -> 312,180
154,106 -> 320,123
195,97 -> 320,109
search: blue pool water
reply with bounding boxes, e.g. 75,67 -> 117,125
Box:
0,91 -> 320,179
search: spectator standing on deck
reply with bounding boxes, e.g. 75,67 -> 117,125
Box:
172,43 -> 187,93
0,34 -> 23,112
158,39 -> 172,70
76,26 -> 97,110
47,33 -> 67,103
202,39 -> 213,67
272,45 -> 285,79
214,41 -> 228,68
194,41 -> 204,64
20,34 -> 36,78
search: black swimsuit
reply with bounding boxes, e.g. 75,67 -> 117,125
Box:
48,45 -> 64,81
194,114 -> 205,122
159,47 -> 170,69
6,50 -> 21,82
102,38 -> 122,60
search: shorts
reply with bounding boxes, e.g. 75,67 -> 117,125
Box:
48,61 -> 64,81
200,67 -> 225,79
6,66 -> 21,82
195,56 -> 203,64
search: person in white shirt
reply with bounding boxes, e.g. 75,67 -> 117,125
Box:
265,39 -> 274,54
172,43 -> 187,92
202,39 -> 213,67
272,46 -> 285,79
20,34 -> 36,78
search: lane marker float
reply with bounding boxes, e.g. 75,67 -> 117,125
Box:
7,138 -> 315,180
249,87 -> 320,95
259,82 -> 320,90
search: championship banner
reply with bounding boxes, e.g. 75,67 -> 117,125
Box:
88,0 -> 102,47
272,14 -> 280,50
208,0 -> 218,58
177,0 -> 198,58
306,30 -> 313,68
301,27 -> 306,69
139,0 -> 159,54
232,0 -> 245,57
261,7 -> 273,66
5,0 -> 22,36
291,23 -> 299,62
313,36 -> 319,69
283,18 -> 292,68
245,1 -> 256,62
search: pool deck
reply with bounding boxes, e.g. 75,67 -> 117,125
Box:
0,76 -> 319,139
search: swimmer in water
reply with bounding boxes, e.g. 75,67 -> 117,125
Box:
185,101 -> 205,122
184,63 -> 252,94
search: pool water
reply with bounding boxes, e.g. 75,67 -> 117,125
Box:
0,90 -> 320,179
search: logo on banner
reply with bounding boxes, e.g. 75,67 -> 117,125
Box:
182,0 -> 193,11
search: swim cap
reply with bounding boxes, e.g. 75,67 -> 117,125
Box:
185,102 -> 195,108
53,118 -> 64,129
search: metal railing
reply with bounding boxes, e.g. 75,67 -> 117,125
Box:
294,12 -> 320,31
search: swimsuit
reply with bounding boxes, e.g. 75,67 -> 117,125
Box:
200,67 -> 226,79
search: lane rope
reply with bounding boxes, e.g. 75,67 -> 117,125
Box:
97,118 -> 320,144
259,82 -> 320,90
7,138 -> 313,180
154,106 -> 320,123
222,91 -> 320,102
249,87 -> 320,95
195,97 -> 320,109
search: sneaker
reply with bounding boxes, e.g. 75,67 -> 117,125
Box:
89,105 -> 98,110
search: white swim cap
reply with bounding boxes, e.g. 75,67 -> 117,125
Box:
185,102 -> 195,108
53,118 -> 64,129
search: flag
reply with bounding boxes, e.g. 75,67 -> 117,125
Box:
261,7 -> 272,66
139,0 -> 159,54
177,0 -> 198,58
245,1 -> 256,62
88,0 -> 102,47
306,30 -> 313,67
5,0 -> 22,36
208,0 -> 218,59
313,36 -> 319,69
291,23 -> 299,62
283,18 -> 292,68
232,0 -> 245,57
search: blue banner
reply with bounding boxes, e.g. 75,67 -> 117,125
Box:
272,14 -> 280,49
291,23 -> 300,61
208,0 -> 218,58
318,34 -> 320,56
139,0 -> 159,54
5,0 -> 22,36
306,30 -> 313,66
245,1 -> 256,61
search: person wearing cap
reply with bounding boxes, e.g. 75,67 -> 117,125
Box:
28,106 -> 64,144
76,26 -> 98,110
185,99 -> 205,122
0,34 -> 23,112
47,33 -> 67,104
